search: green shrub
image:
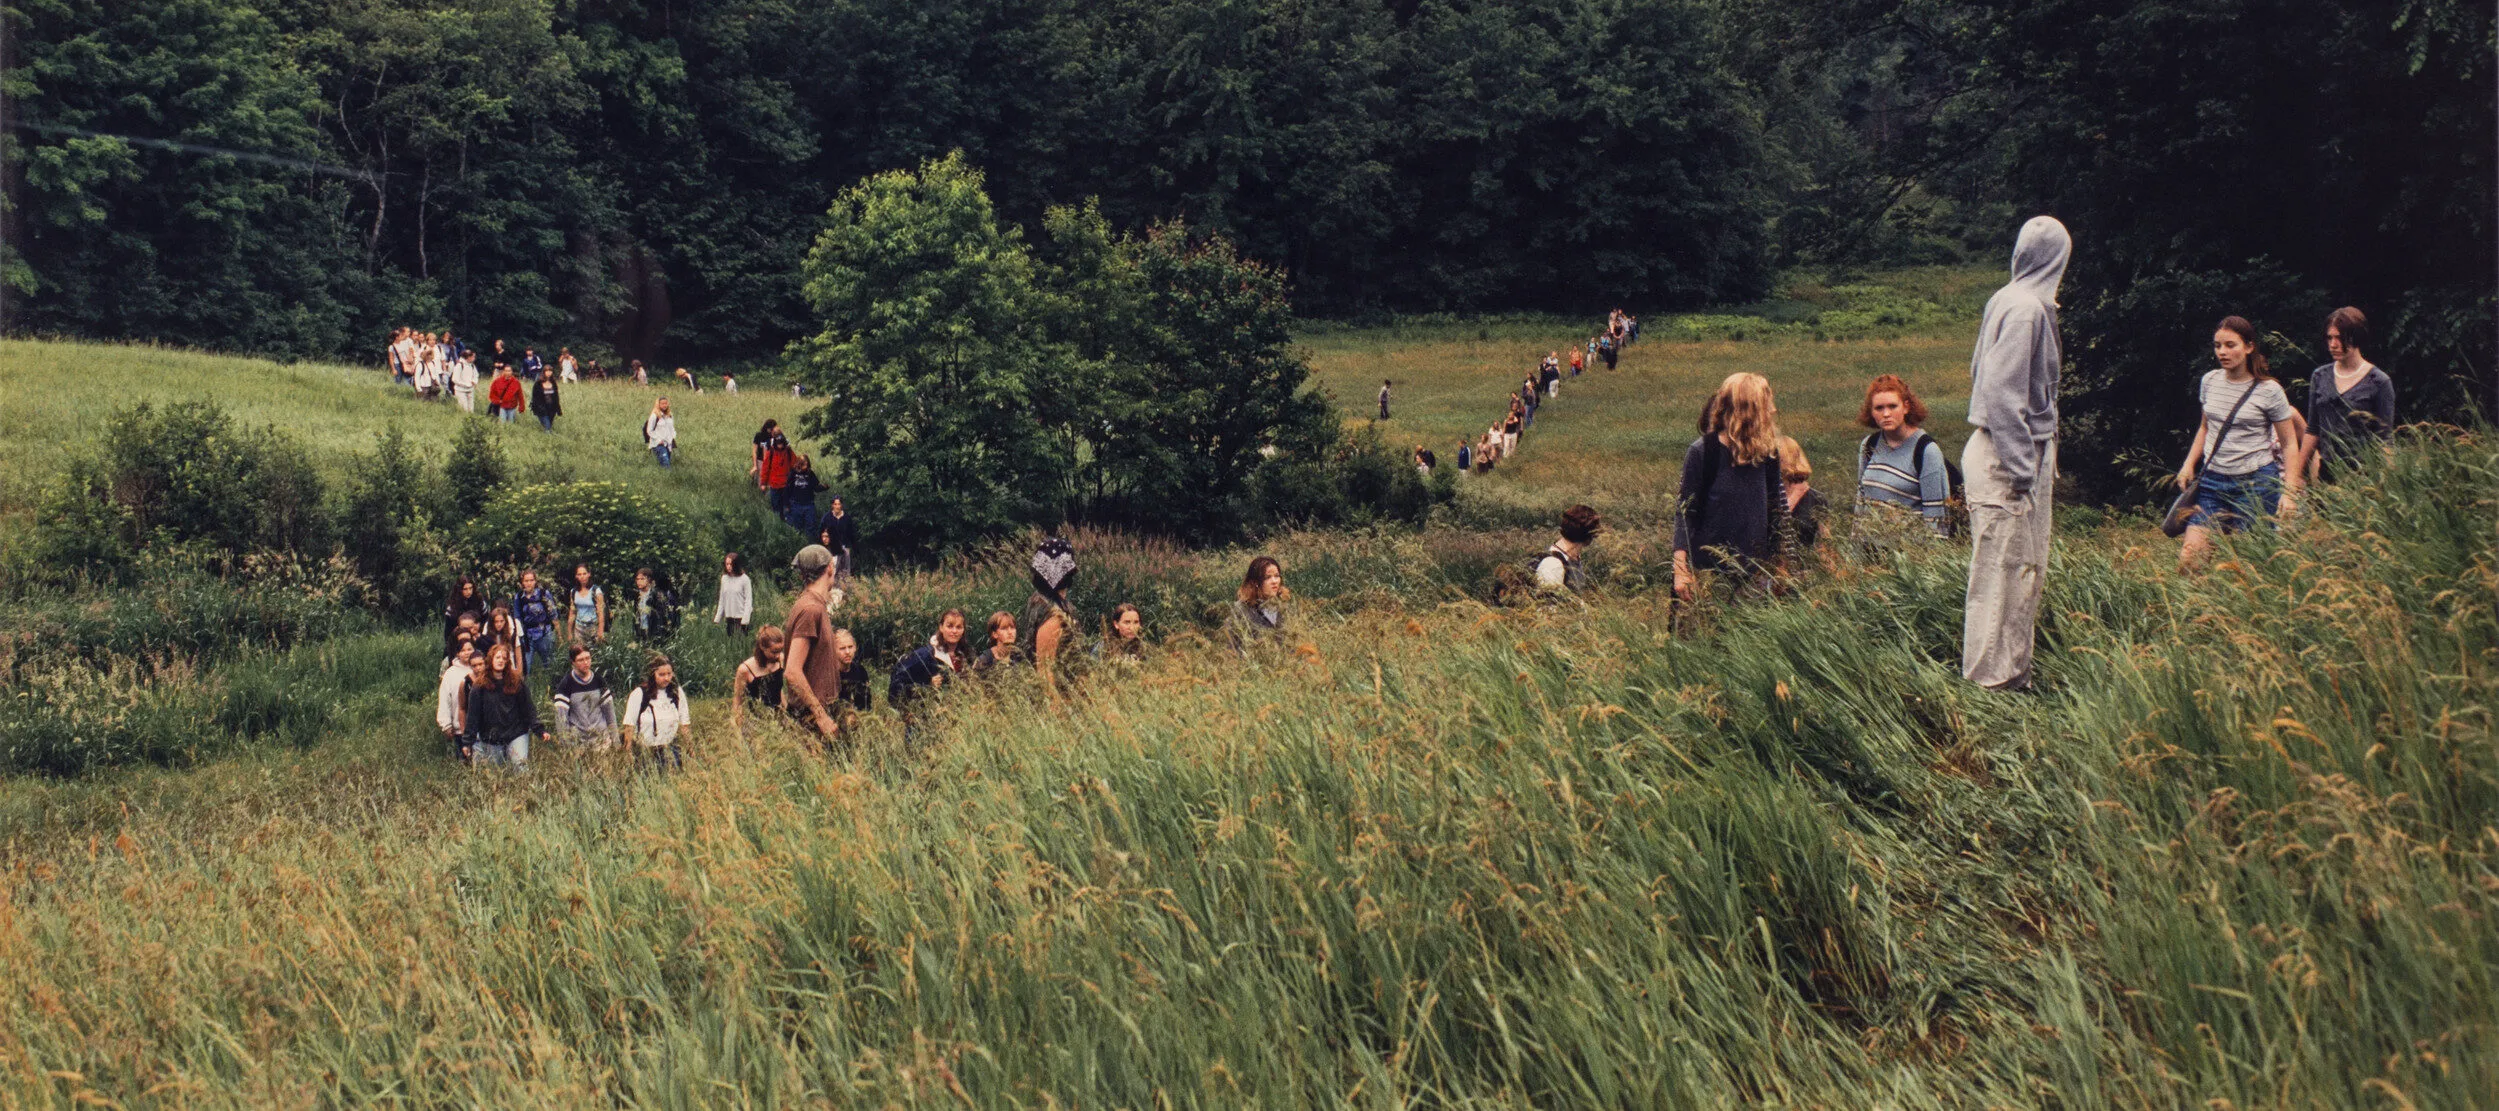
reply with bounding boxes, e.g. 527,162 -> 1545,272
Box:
34,401 -> 334,577
467,481 -> 700,599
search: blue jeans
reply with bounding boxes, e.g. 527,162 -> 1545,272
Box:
522,629 -> 554,670
475,733 -> 531,769
653,444 -> 673,467
536,413 -> 554,431
2189,463 -> 2282,534
496,407 -> 515,423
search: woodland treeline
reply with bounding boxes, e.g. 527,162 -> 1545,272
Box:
5,0 -> 2494,495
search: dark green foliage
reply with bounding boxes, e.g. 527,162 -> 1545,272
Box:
36,401 -> 333,572
342,427 -> 451,621
1760,0 -> 2497,499
9,0 -> 1781,361
790,153 -> 1078,555
442,418 -> 508,524
465,481 -> 699,604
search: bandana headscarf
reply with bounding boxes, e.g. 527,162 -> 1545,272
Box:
1030,537 -> 1077,593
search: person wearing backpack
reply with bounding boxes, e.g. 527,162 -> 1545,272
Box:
632,567 -> 678,641
624,653 -> 692,771
1963,216 -> 2068,692
1673,373 -> 1792,603
1530,505 -> 1604,594
512,568 -> 559,671
1855,374 -> 1955,538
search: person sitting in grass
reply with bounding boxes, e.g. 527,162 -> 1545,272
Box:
971,612 -> 1020,680
1094,603 -> 1147,669
1229,557 -> 1289,653
1532,505 -> 1604,594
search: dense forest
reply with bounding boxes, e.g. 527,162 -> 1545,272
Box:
5,0 -> 2494,495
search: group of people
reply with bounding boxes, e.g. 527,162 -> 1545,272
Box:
380,327 -> 736,467
423,534 -> 1339,770
418,216 -> 2404,769
1664,217 -> 2396,691
1410,309 -> 1638,478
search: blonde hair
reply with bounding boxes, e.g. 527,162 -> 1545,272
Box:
1699,373 -> 1780,466
1776,436 -> 1811,483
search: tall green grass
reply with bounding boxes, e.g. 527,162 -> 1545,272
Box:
1,428 -> 2486,1106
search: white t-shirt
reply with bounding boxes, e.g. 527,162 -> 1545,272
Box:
435,663 -> 472,733
2198,371 -> 2293,476
715,573 -> 753,622
645,414 -> 676,447
625,686 -> 691,747
449,359 -> 479,390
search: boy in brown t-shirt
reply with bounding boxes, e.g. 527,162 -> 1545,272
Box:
780,545 -> 849,736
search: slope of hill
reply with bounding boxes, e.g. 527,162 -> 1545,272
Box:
2,280 -> 2489,1106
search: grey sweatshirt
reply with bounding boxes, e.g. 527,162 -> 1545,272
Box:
1967,217 -> 2070,496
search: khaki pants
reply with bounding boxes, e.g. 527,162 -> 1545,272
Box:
1961,431 -> 2054,690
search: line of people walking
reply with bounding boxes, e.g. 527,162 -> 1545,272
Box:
382,327 -> 723,468
1420,308 -> 1639,479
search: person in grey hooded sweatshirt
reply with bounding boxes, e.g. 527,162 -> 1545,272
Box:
1962,216 -> 2070,691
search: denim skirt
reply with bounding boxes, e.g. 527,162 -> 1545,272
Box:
2189,463 -> 2282,534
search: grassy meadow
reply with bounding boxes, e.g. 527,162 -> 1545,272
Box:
1,271 -> 2493,1107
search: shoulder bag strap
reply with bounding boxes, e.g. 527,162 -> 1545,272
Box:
2197,379 -> 2262,479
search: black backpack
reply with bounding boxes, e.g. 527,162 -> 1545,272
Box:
1858,432 -> 1967,538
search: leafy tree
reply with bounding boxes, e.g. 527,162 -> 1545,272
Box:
35,401 -> 332,568
789,152 -> 1078,554
342,426 -> 446,619
443,417 -> 508,524
466,480 -> 697,596
1042,208 -> 1334,540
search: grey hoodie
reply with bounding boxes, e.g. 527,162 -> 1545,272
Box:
1967,217 -> 2070,496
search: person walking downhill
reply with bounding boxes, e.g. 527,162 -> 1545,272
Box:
529,368 -> 562,432
624,654 -> 692,772
822,498 -> 858,581
1378,379 -> 1393,421
1570,344 -> 1585,378
558,347 -> 579,383
488,363 -> 525,423
512,569 -> 559,671
644,398 -> 677,467
1855,374 -> 1954,539
2303,306 -> 2396,483
1672,373 -> 1792,605
551,645 -> 617,750
2174,316 -> 2304,571
443,577 -> 485,663
783,456 -> 826,533
1962,216 -> 2070,692
714,552 -> 754,640
567,564 -> 608,646
780,545 -> 851,742
449,349 -> 480,412
731,626 -> 787,733
753,420 -> 794,517
436,640 -> 480,761
464,643 -> 544,770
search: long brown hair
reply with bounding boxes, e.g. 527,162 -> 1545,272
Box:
482,643 -> 524,696
1238,557 -> 1283,604
2215,316 -> 2273,382
1698,373 -> 1780,466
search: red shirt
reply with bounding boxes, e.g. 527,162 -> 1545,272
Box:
488,374 -> 525,411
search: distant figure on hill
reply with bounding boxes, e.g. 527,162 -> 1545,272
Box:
1455,439 -> 1472,473
1673,372 -> 1790,603
487,364 -> 524,423
1570,345 -> 1585,377
631,359 -> 649,386
2303,306 -> 2395,483
521,348 -> 545,379
558,347 -> 579,382
643,398 -> 677,466
714,552 -> 753,640
1378,379 -> 1392,421
529,367 -> 562,431
1962,215 -> 2069,692
675,366 -> 702,393
722,372 -> 739,395
448,350 -> 480,412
